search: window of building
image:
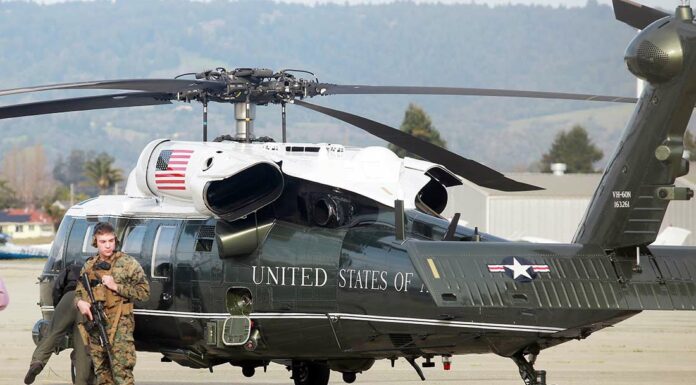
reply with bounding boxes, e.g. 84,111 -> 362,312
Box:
15,225 -> 23,232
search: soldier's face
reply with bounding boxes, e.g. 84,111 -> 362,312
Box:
96,233 -> 116,259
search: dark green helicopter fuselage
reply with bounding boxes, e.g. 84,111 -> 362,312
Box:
35,173 -> 696,372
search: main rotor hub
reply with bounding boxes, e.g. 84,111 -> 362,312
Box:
188,67 -> 323,106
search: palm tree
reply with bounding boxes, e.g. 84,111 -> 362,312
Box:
84,153 -> 124,195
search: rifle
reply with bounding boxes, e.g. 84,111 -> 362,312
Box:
80,273 -> 115,365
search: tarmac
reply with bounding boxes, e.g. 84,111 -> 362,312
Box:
2,259 -> 696,385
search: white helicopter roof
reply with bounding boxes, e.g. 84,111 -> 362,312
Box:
68,139 -> 460,220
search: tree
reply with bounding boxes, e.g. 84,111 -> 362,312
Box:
540,125 -> 603,173
1,145 -> 56,206
84,152 -> 124,195
53,149 -> 92,186
0,179 -> 19,209
388,103 -> 447,158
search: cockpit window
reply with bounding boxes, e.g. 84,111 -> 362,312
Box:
43,216 -> 73,273
82,224 -> 98,254
64,220 -> 96,267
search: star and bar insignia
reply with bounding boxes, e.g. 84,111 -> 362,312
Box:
487,256 -> 550,282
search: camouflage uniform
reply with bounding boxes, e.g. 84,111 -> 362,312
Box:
75,251 -> 150,385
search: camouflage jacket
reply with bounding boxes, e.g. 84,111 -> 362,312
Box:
75,251 -> 150,306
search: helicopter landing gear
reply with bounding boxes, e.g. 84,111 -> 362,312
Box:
242,366 -> 255,377
511,351 -> 546,385
342,372 -> 357,383
290,361 -> 330,385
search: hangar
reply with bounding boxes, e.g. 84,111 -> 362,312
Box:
444,163 -> 696,246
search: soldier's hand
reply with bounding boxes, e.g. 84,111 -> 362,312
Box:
76,299 -> 93,321
101,275 -> 118,292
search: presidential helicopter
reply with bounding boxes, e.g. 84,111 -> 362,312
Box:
2,1 -> 696,384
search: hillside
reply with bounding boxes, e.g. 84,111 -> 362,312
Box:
0,0 -> 641,171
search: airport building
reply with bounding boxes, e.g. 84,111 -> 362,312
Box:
444,163 -> 696,246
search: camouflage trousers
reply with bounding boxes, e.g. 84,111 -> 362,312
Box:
86,314 -> 136,385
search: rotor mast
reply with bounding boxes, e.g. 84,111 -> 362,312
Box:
234,102 -> 255,142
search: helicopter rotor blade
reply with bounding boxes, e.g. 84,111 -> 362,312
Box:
0,79 -> 225,98
292,99 -> 542,192
317,84 -> 638,104
0,92 -> 173,120
612,0 -> 669,30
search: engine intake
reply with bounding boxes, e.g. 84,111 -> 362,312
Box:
205,163 -> 283,221
130,139 -> 284,220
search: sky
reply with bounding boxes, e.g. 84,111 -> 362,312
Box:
279,0 -> 669,7
28,0 -> 671,9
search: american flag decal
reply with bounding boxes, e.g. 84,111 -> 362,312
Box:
155,149 -> 193,190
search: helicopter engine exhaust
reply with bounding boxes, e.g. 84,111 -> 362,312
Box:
131,139 -> 284,221
204,162 -> 283,221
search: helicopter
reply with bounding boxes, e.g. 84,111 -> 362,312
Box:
1,1 -> 695,384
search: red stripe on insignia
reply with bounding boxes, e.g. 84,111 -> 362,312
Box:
166,167 -> 186,171
158,186 -> 186,190
170,149 -> 194,153
155,180 -> 185,184
155,173 -> 185,177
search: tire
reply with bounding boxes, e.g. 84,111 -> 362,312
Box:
342,372 -> 357,383
291,361 -> 330,385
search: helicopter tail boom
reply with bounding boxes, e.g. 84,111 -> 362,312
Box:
573,5 -> 696,251
407,240 -> 696,311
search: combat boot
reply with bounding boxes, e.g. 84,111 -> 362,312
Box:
24,362 -> 43,384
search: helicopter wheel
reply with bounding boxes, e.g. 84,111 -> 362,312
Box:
291,361 -> 330,385
242,366 -> 256,377
342,372 -> 357,383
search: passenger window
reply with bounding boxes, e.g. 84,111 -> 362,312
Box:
176,224 -> 197,262
122,226 -> 146,255
152,225 -> 177,279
